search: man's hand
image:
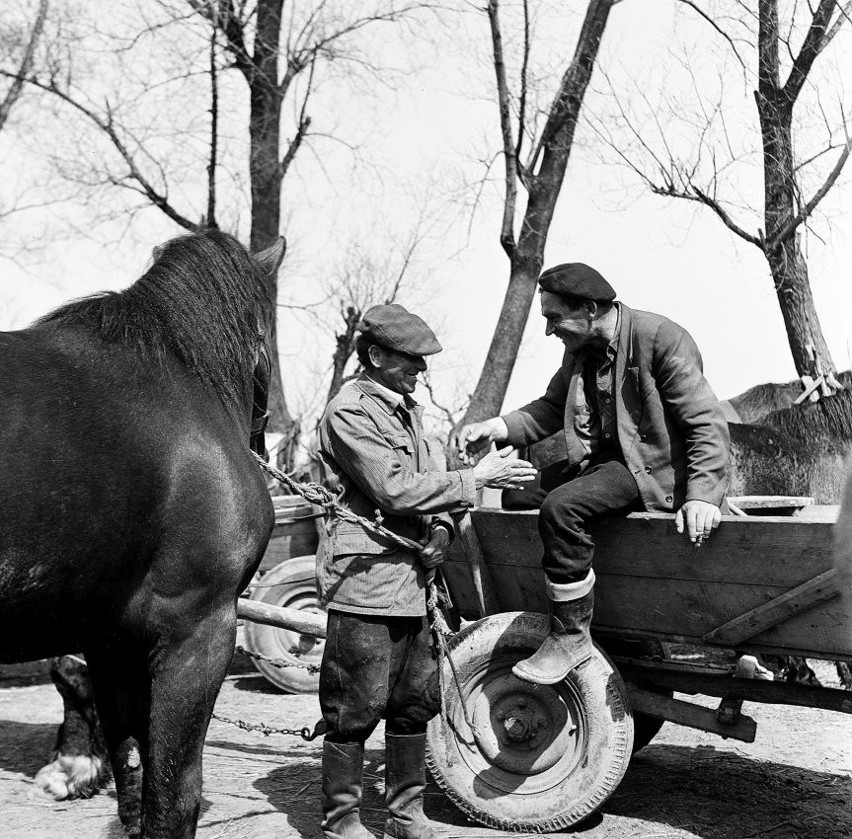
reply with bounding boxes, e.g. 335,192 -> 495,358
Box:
472,446 -> 537,491
419,525 -> 451,570
675,500 -> 721,545
454,418 -> 509,465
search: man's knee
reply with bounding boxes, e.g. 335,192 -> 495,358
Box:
539,481 -> 585,527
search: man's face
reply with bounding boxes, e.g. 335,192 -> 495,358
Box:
540,290 -> 594,351
371,347 -> 427,395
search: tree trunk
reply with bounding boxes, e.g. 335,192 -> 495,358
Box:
246,0 -> 297,447
756,0 -> 836,380
460,0 -> 614,424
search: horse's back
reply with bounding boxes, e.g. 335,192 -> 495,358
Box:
0,325 -> 273,660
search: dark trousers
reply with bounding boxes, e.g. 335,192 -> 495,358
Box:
505,454 -> 641,586
319,610 -> 440,744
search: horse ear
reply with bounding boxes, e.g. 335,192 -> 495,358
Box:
253,237 -> 287,276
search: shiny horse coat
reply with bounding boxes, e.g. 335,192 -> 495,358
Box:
0,230 -> 284,838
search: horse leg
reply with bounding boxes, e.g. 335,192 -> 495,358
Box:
141,610 -> 236,839
836,660 -> 852,690
35,655 -> 111,800
84,646 -> 149,839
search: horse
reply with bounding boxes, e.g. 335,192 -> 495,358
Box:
0,229 -> 285,838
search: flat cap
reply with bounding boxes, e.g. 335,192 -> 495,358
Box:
538,263 -> 616,302
358,304 -> 442,356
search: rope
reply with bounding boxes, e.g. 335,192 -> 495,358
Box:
255,453 -> 483,746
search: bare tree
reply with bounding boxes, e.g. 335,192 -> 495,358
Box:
458,0 -> 619,430
590,0 -> 852,395
3,0 -> 427,463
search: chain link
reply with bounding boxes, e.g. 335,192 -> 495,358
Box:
235,644 -> 321,674
212,712 -> 327,741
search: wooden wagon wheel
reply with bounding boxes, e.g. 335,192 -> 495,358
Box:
243,556 -> 325,693
427,611 -> 634,831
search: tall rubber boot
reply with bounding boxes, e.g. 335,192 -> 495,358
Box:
321,741 -> 375,839
383,733 -> 436,839
512,574 -> 595,685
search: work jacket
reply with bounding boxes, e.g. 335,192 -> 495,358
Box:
502,304 -> 730,511
317,375 -> 476,616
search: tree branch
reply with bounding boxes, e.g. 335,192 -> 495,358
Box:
783,0 -> 836,105
0,0 -> 48,132
2,71 -> 200,231
486,0 -> 517,257
676,0 -> 749,77
769,130 -> 852,248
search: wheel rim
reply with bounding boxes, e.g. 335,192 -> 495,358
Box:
451,655 -> 589,794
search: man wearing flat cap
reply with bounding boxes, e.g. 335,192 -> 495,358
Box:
458,263 -> 730,686
316,303 -> 536,839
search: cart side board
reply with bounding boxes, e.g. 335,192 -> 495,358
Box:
443,509 -> 852,662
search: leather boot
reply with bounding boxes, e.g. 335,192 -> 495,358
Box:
321,741 -> 375,839
383,733 -> 436,839
512,585 -> 595,685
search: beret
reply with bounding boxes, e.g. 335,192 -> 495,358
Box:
538,263 -> 616,302
358,304 -> 442,356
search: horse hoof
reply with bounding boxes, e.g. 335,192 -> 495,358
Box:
35,754 -> 108,800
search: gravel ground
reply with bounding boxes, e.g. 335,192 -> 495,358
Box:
1,660 -> 850,839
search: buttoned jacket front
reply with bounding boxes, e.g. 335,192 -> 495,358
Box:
502,304 -> 730,511
317,375 -> 476,616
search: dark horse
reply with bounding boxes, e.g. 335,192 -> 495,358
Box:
0,230 -> 284,838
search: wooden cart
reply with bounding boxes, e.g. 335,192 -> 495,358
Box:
426,500 -> 852,831
239,495 -> 323,693
236,494 -> 852,830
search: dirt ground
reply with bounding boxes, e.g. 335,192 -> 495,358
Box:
1,659 -> 850,839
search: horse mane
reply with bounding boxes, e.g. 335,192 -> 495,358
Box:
38,230 -> 273,420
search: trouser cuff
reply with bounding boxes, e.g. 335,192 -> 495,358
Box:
546,569 -> 595,601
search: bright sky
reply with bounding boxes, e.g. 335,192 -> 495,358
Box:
2,1 -> 850,433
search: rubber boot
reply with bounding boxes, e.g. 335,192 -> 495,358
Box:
321,741 -> 375,839
512,586 -> 595,685
383,733 -> 436,839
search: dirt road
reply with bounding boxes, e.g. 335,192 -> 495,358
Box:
1,661 -> 850,839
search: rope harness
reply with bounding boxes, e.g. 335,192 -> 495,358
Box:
252,453 -> 482,744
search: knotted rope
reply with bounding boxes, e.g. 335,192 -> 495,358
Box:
253,453 -> 482,743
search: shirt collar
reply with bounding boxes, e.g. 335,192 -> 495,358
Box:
356,373 -> 418,414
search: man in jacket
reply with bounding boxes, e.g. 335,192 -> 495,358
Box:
317,303 -> 536,839
457,263 -> 730,686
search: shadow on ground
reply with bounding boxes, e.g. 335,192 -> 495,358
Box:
252,741 -> 852,839
602,744 -> 851,839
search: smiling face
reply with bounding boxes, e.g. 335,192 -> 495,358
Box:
539,290 -> 597,352
368,345 -> 427,395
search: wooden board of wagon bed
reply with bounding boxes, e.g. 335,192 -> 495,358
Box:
442,507 -> 852,663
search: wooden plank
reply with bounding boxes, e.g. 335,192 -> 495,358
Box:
455,512 -> 502,616
619,662 -> 852,714
237,598 -> 327,638
443,507 -> 852,659
727,495 -> 814,511
461,509 -> 836,588
627,687 -> 757,742
702,569 -> 840,645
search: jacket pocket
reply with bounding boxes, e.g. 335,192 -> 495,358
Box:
330,521 -> 397,556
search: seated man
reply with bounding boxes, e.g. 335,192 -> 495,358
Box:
457,263 -> 730,685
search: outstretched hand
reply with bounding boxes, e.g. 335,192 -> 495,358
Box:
472,446 -> 537,491
675,500 -> 721,546
454,418 -> 509,465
